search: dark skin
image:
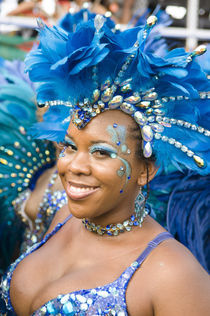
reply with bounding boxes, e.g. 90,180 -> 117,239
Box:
10,110 -> 210,315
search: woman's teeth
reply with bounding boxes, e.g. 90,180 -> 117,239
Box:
70,185 -> 96,193
67,183 -> 99,200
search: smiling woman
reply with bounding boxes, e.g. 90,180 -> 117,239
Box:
1,14 -> 210,316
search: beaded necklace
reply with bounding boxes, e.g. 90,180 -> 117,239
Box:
82,193 -> 148,236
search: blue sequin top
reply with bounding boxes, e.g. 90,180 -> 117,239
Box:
0,216 -> 173,316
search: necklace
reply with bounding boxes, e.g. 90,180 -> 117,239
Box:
82,197 -> 148,236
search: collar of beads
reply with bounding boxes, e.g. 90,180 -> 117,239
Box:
82,209 -> 148,236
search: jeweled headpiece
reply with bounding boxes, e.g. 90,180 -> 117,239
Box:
25,15 -> 210,174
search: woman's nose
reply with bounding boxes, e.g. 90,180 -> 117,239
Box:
68,152 -> 91,175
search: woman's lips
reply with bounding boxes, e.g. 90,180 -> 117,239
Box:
66,183 -> 100,200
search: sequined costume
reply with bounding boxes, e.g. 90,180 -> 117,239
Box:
14,170 -> 67,253
0,215 -> 173,315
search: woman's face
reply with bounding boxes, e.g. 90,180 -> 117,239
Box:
57,110 -> 153,224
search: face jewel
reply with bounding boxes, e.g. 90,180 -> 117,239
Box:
124,95 -> 141,104
134,111 -> 147,125
142,125 -> 153,142
193,155 -> 205,168
143,141 -> 153,158
101,88 -> 113,102
120,102 -> 135,115
108,95 -> 123,109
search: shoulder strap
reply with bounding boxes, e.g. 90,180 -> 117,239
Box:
120,232 -> 173,289
135,232 -> 173,266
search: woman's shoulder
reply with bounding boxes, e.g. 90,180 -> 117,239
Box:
132,232 -> 210,316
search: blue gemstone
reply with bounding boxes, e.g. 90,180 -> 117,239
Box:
131,215 -> 135,221
127,176 -> 131,180
62,301 -> 75,314
116,141 -> 121,146
113,123 -> 118,128
120,190 -> 123,194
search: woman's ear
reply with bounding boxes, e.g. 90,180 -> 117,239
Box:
137,162 -> 158,186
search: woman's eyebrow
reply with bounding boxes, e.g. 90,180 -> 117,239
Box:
90,140 -> 112,145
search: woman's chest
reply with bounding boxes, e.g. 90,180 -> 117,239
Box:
10,248 -> 153,316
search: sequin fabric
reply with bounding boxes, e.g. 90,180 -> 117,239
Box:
0,216 -> 172,315
13,170 -> 67,253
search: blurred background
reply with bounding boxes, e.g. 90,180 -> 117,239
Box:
0,0 -> 209,60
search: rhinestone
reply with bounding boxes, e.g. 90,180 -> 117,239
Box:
170,119 -> 177,124
124,95 -> 141,104
134,111 -> 147,125
193,155 -> 204,168
142,125 -> 153,142
168,138 -> 175,144
108,95 -> 123,109
121,83 -> 132,93
143,142 -> 152,158
80,303 -> 88,311
175,141 -> 182,148
181,145 -> 188,152
204,130 -> 210,136
155,133 -> 161,139
97,291 -> 109,298
198,127 -> 204,133
142,92 -> 158,101
187,150 -> 194,157
193,44 -> 207,56
61,294 -> 70,304
191,125 -> 197,131
92,89 -> 100,102
184,122 -> 191,128
161,136 -> 168,142
120,102 -> 135,114
147,116 -> 155,122
101,88 -> 113,102
136,101 -> 150,108
62,301 -> 74,313
119,78 -> 132,86
147,15 -> 157,26
177,120 -> 184,126
150,123 -> 164,133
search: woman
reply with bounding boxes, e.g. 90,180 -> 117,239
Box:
1,15 -> 210,315
0,58 -> 67,273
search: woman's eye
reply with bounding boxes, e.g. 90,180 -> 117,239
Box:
60,142 -> 77,151
93,150 -> 112,157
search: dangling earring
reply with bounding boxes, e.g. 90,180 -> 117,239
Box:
134,188 -> 146,218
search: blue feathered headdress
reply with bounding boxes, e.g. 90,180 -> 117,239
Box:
25,15 -> 210,175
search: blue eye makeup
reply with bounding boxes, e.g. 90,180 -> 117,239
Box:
89,144 -> 118,157
61,136 -> 77,150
